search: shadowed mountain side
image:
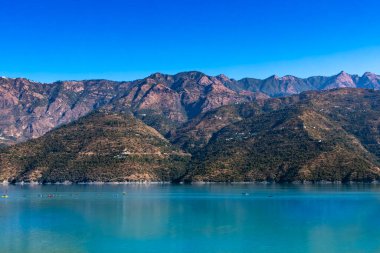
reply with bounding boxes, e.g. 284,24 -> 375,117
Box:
171,103 -> 264,153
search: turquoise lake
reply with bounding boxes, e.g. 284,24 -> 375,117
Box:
1,184 -> 380,253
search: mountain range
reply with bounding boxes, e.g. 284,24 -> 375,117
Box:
0,71 -> 379,183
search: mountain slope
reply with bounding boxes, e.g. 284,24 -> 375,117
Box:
110,71 -> 261,136
171,102 -> 263,152
0,111 -> 190,183
0,77 -> 131,145
0,88 -> 379,183
0,72 -> 261,145
188,106 -> 380,182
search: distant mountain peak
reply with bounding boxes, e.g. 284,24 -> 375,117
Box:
282,75 -> 297,80
175,71 -> 207,79
334,70 -> 353,81
216,74 -> 230,82
363,72 -> 376,77
265,75 -> 280,80
148,72 -> 165,78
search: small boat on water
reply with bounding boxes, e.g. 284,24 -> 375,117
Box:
1,190 -> 9,198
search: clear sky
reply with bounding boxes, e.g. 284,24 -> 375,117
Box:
1,0 -> 380,82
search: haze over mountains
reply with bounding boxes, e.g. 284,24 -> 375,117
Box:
0,71 -> 379,183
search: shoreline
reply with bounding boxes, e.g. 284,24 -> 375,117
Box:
1,180 -> 380,186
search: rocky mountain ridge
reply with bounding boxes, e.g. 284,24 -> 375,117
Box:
0,71 -> 379,146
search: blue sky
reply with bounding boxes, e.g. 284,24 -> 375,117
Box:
1,0 -> 380,82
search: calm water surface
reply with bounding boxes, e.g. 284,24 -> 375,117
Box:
1,184 -> 380,253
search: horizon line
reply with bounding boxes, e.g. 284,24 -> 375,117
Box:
0,70 -> 377,84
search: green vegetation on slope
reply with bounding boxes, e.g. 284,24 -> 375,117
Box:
0,111 -> 190,183
187,89 -> 380,182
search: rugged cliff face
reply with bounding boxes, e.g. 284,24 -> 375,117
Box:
0,77 -> 131,145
